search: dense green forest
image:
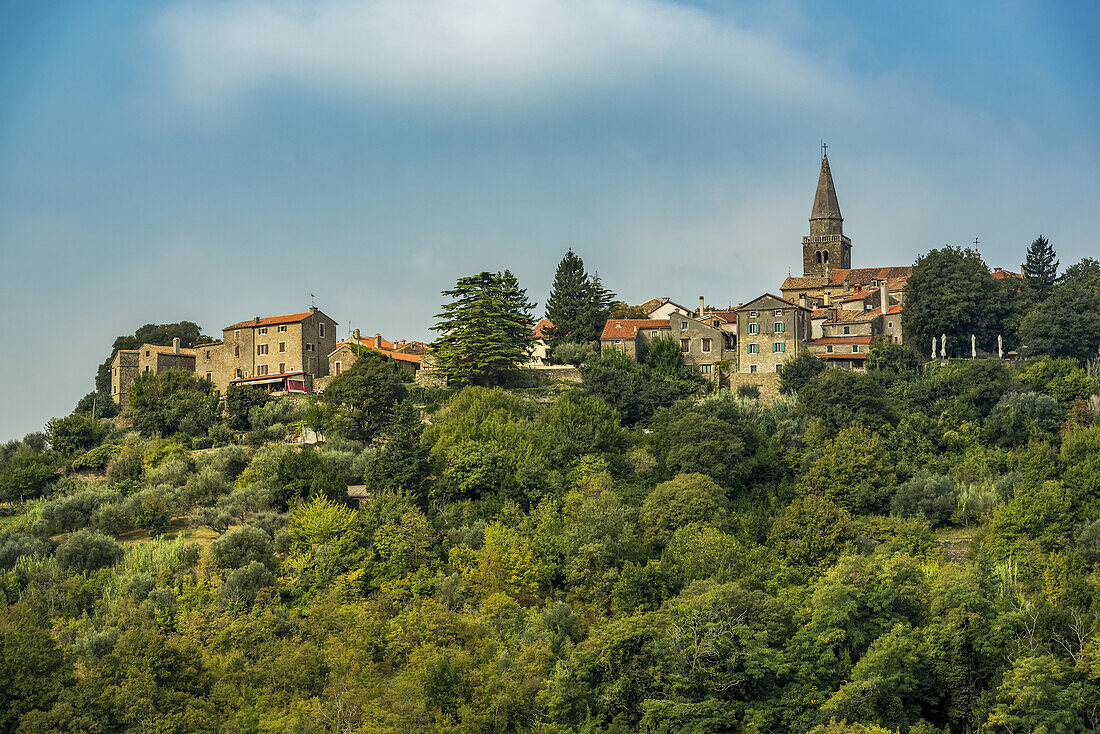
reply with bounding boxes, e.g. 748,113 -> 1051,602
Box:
3,246 -> 1100,733
3,344 -> 1100,733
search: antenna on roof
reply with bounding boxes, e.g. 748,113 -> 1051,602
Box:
310,293 -> 315,308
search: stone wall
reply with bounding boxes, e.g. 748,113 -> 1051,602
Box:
522,365 -> 582,383
727,371 -> 782,402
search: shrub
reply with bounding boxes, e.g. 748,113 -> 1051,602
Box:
40,490 -> 112,534
986,392 -> 1063,447
55,529 -> 123,573
71,444 -> 121,472
1075,520 -> 1100,565
210,525 -> 274,570
220,561 -> 275,608
890,474 -> 958,526
639,473 -> 729,548
736,383 -> 761,400
0,533 -> 53,569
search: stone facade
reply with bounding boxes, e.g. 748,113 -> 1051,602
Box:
600,319 -> 672,360
802,156 -> 852,277
735,294 -> 811,374
329,336 -> 422,378
197,307 -> 338,394
666,312 -> 736,383
110,339 -> 197,406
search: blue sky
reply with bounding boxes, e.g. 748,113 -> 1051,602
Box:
1,0 -> 1098,440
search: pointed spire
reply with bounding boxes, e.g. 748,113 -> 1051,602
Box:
810,155 -> 842,225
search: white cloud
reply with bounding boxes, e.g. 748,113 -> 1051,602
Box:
155,0 -> 857,113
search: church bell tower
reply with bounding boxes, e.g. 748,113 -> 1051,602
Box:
802,152 -> 852,277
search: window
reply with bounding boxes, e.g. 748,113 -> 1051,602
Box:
681,321 -> 688,329
750,365 -> 758,373
750,311 -> 758,318
279,363 -> 286,373
651,330 -> 659,338
747,343 -> 759,354
234,345 -> 240,358
773,322 -> 784,333
205,372 -> 212,380
144,366 -> 149,372
257,365 -> 268,376
774,310 -> 782,317
257,344 -> 268,355
113,367 -> 117,375
235,368 -> 242,378
279,341 -> 286,353
773,342 -> 786,353
278,325 -> 287,333
852,345 -> 860,353
306,343 -> 315,352
145,350 -> 150,357
319,323 -> 326,338
235,330 -> 240,339
775,364 -> 782,372
748,323 -> 759,334
702,338 -> 711,352
335,361 -> 342,376
888,321 -> 894,328
826,345 -> 834,354
680,339 -> 690,352
843,326 -> 851,335
204,350 -> 210,359
700,364 -> 712,374
258,327 -> 268,335
615,339 -> 622,345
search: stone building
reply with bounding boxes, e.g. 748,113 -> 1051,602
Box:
600,318 -> 671,360
735,294 -> 812,374
109,339 -> 197,406
328,329 -> 423,379
802,155 -> 851,277
194,307 -> 338,394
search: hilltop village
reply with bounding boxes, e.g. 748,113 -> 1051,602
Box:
107,156 -> 1019,406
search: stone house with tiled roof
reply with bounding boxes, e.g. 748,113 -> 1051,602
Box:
735,294 -> 812,374
110,339 -> 197,406
328,330 -> 423,379
195,307 -> 338,394
601,319 -> 671,360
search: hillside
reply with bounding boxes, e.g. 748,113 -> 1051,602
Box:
1,348 -> 1100,734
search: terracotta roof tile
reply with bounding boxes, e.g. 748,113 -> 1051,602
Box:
532,318 -> 553,339
225,311 -> 314,331
600,319 -> 670,340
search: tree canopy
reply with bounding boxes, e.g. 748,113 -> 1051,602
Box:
430,270 -> 536,386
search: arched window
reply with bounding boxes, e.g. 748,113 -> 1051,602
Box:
815,251 -> 822,263
823,250 -> 830,264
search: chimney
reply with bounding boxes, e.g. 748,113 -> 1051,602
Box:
799,295 -> 807,308
880,281 -> 888,315
698,296 -> 705,317
173,337 -> 180,355
375,333 -> 382,349
309,305 -> 317,314
353,328 -> 360,341
253,316 -> 259,324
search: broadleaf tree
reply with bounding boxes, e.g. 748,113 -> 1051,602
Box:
431,270 -> 536,387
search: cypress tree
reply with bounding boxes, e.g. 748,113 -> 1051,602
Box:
430,270 -> 536,386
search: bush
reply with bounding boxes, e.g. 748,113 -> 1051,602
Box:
220,561 -> 275,608
890,475 -> 958,526
985,392 -> 1063,447
71,444 -> 121,472
55,529 -> 123,573
210,525 -> 274,570
0,533 -> 53,569
1076,520 -> 1100,565
90,502 -> 132,536
40,490 -> 112,534
736,383 -> 761,400
553,341 -> 598,366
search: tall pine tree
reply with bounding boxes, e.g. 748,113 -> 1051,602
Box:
430,270 -> 536,386
544,250 -> 615,352
1023,235 -> 1059,302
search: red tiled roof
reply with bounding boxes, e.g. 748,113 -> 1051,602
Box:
532,318 -> 553,339
225,311 -> 314,331
332,341 -> 422,364
817,353 -> 868,361
232,370 -> 306,383
991,267 -> 1021,280
810,308 -> 832,318
828,266 -> 914,286
811,335 -> 874,345
703,310 -> 739,323
344,334 -> 395,351
600,319 -> 670,340
886,304 -> 903,315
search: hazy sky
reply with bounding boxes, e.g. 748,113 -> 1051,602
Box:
1,0 -> 1098,440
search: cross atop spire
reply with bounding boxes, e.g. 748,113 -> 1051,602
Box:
821,140 -> 828,160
